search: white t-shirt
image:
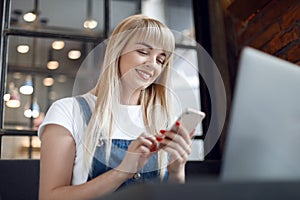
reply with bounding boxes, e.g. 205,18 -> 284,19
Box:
38,93 -> 147,185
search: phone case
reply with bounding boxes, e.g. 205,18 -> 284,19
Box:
170,108 -> 205,133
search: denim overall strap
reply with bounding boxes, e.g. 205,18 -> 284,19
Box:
74,96 -> 167,188
75,96 -> 92,124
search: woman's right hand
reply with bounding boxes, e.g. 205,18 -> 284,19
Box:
116,133 -> 157,175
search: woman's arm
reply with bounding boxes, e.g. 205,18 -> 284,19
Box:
39,124 -> 133,200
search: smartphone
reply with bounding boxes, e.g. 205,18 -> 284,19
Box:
169,108 -> 206,134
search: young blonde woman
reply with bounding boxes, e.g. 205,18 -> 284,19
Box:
38,14 -> 194,200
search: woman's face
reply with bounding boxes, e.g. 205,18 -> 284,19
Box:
119,39 -> 167,91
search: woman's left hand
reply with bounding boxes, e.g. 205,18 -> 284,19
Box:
157,121 -> 194,183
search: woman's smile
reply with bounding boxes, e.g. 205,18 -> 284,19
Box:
135,68 -> 153,80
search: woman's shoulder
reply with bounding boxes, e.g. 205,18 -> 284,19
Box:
52,96 -> 76,106
38,94 -> 91,139
51,93 -> 95,108
44,97 -> 78,118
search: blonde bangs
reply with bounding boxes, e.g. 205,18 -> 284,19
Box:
133,24 -> 175,60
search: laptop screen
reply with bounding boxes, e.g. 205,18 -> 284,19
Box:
221,47 -> 300,181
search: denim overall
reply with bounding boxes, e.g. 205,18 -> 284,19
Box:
75,96 -> 168,190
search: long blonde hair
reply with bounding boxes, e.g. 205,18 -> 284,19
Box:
83,14 -> 175,178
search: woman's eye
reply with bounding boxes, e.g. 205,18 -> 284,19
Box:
137,49 -> 148,55
157,58 -> 165,65
157,56 -> 166,65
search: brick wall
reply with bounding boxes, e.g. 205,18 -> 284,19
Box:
234,0 -> 300,65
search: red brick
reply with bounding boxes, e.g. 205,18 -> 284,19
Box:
282,3 -> 300,29
250,22 -> 281,48
296,61 -> 300,66
281,26 -> 299,45
263,32 -> 281,54
263,26 -> 299,54
237,20 -> 264,45
277,53 -> 287,60
287,43 -> 300,62
261,0 -> 297,26
236,0 -> 299,43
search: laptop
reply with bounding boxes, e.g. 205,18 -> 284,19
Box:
221,47 -> 300,181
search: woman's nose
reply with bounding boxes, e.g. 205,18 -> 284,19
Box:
145,55 -> 157,67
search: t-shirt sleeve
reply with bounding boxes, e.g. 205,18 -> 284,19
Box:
38,97 -> 82,140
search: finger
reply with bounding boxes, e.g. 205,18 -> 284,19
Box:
145,134 -> 157,144
134,134 -> 158,153
145,135 -> 159,152
175,123 -> 192,144
128,143 -> 152,159
144,135 -> 159,149
138,145 -> 152,155
160,129 -> 192,148
160,139 -> 186,157
144,135 -> 159,152
159,133 -> 192,156
163,145 -> 180,159
130,133 -> 152,149
163,122 -> 191,145
162,146 -> 188,163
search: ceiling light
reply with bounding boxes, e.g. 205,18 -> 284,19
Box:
6,98 -> 21,108
24,100 -> 40,118
4,82 -> 13,101
68,50 -> 81,60
43,77 -> 54,86
47,61 -> 59,70
4,82 -> 16,102
84,0 -> 97,29
17,45 -> 30,53
19,75 -> 33,95
6,88 -> 21,108
15,126 -> 25,130
23,12 -> 36,22
52,41 -> 65,50
3,93 -> 10,102
84,19 -> 98,29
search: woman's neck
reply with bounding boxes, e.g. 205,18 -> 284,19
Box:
120,85 -> 141,105
90,85 -> 142,105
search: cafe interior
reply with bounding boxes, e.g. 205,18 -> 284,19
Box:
1,0 -> 300,199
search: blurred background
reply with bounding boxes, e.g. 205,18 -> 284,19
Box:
1,0 -> 202,159
1,0 -> 300,162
